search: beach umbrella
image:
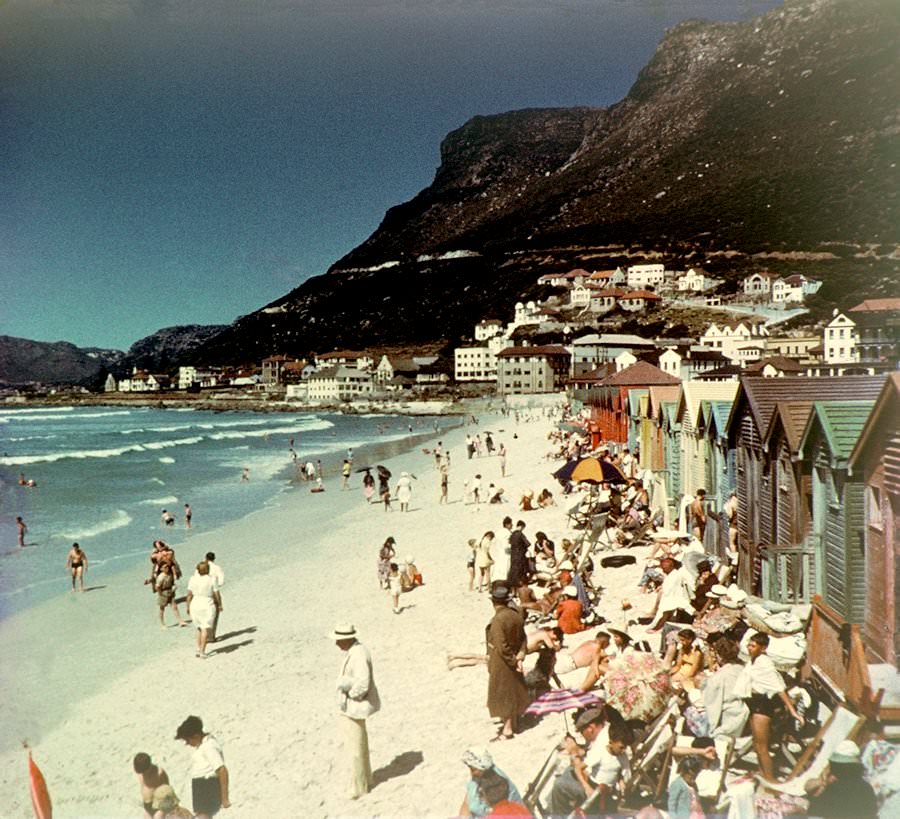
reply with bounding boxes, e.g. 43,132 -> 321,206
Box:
570,457 -> 626,484
552,459 -> 581,484
604,652 -> 673,723
25,744 -> 52,819
525,688 -> 604,716
354,466 -> 373,473
376,465 -> 392,479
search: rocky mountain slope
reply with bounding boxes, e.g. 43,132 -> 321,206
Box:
193,0 -> 898,364
122,324 -> 229,373
0,337 -> 125,386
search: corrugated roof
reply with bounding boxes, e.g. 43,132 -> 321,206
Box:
677,381 -> 739,428
850,298 -> 900,312
800,400 -> 877,466
496,345 -> 570,358
649,385 -> 681,419
726,375 -> 887,444
849,372 -> 900,471
763,401 -> 815,454
602,360 -> 680,386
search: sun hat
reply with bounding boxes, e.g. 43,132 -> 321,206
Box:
406,555 -> 415,563
461,746 -> 494,771
829,740 -> 861,764
575,706 -> 607,731
151,785 -> 180,812
330,623 -> 358,641
558,560 -> 575,571
707,584 -> 729,598
563,585 -> 578,597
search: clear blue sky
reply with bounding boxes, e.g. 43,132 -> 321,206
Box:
1,0 -> 781,351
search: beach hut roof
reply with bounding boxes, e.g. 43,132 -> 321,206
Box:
602,361 -> 679,387
849,372 -> 900,475
763,400 -> 816,456
675,381 -> 739,428
725,375 -> 887,448
799,400 -> 877,468
648,385 -> 681,420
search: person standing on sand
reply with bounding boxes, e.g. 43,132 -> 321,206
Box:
333,623 -> 381,799
174,715 -> 230,818
396,471 -> 413,512
342,459 -> 352,490
498,444 -> 507,478
154,562 -> 186,628
186,562 -> 221,659
66,542 -> 88,592
205,552 -> 225,641
133,752 -> 170,819
440,463 -> 450,504
16,516 -> 27,547
184,503 -> 192,529
485,582 -> 529,741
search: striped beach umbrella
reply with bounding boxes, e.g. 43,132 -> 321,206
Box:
525,688 -> 604,716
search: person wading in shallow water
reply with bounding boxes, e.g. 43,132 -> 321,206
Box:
66,542 -> 88,592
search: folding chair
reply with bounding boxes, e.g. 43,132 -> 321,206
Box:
619,724 -> 676,810
523,743 -> 567,818
755,704 -> 865,797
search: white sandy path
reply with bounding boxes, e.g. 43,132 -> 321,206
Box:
0,414 -> 655,818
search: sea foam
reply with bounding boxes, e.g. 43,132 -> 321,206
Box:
61,509 -> 132,540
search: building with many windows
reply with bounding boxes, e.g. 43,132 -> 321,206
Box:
454,347 -> 498,382
495,346 -> 571,395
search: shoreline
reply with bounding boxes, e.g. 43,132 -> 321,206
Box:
0,407 -> 651,818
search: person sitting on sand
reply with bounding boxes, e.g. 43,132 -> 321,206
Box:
488,484 -> 506,504
133,752 -> 170,819
66,542 -> 88,592
402,555 -> 423,590
519,490 -> 536,511
459,746 -> 523,818
553,630 -> 613,692
154,562 -> 186,628
666,628 -> 704,691
150,784 -> 193,819
555,585 -> 588,635
537,488 -> 555,508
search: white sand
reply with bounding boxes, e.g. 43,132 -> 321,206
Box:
0,413 -> 655,818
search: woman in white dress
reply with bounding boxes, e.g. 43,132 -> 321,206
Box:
475,531 -> 495,592
186,561 -> 221,659
395,472 -> 413,512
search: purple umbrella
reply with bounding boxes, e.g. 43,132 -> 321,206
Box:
525,688 -> 604,716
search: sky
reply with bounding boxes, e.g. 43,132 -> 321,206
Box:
2,0 -> 782,351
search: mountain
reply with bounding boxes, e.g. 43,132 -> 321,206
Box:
121,324 -> 229,373
0,336 -> 125,386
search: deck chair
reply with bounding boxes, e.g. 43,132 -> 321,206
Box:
575,513 -> 610,561
523,743 -> 567,818
619,724 -> 676,810
755,704 -> 865,797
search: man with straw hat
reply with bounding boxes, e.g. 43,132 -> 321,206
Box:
332,623 -> 381,799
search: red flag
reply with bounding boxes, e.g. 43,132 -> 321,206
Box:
28,750 -> 52,819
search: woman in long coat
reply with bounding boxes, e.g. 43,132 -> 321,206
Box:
486,584 -> 530,740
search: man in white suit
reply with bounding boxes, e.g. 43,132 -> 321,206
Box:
332,623 -> 381,799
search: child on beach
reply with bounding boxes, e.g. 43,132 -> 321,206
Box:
388,562 -> 402,613
133,752 -> 170,819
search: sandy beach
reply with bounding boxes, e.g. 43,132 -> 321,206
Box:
0,410 -> 654,818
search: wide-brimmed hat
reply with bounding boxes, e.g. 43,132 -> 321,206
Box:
330,623 -> 358,641
461,746 -> 493,771
558,560 -> 574,571
406,555 -> 415,563
707,584 -> 729,598
829,740 -> 861,764
563,585 -> 578,597
720,585 -> 748,608
608,627 -> 632,644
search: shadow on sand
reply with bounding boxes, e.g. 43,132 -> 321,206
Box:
215,626 -> 258,642
209,639 -> 254,656
372,750 -> 424,788
81,585 -> 107,593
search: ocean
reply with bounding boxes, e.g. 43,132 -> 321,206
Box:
0,405 -> 457,618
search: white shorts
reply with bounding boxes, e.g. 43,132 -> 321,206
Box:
555,652 -> 577,675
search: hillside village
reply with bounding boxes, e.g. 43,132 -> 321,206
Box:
99,264 -> 898,404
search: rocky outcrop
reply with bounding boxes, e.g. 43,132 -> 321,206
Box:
0,336 -> 125,386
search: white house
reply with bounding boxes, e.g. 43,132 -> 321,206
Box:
626,264 -> 665,290
675,268 -> 711,292
307,366 -> 374,402
569,284 -> 591,308
285,382 -> 309,401
615,351 -> 638,371
475,320 -> 504,342
537,268 -> 591,288
618,290 -> 663,312
454,347 -> 497,382
177,366 -> 222,390
588,287 -> 624,314
742,271 -> 777,297
104,373 -> 117,392
589,268 -> 626,287
659,347 -> 730,380
700,317 -> 770,359
823,312 -> 860,365
316,350 -> 373,371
